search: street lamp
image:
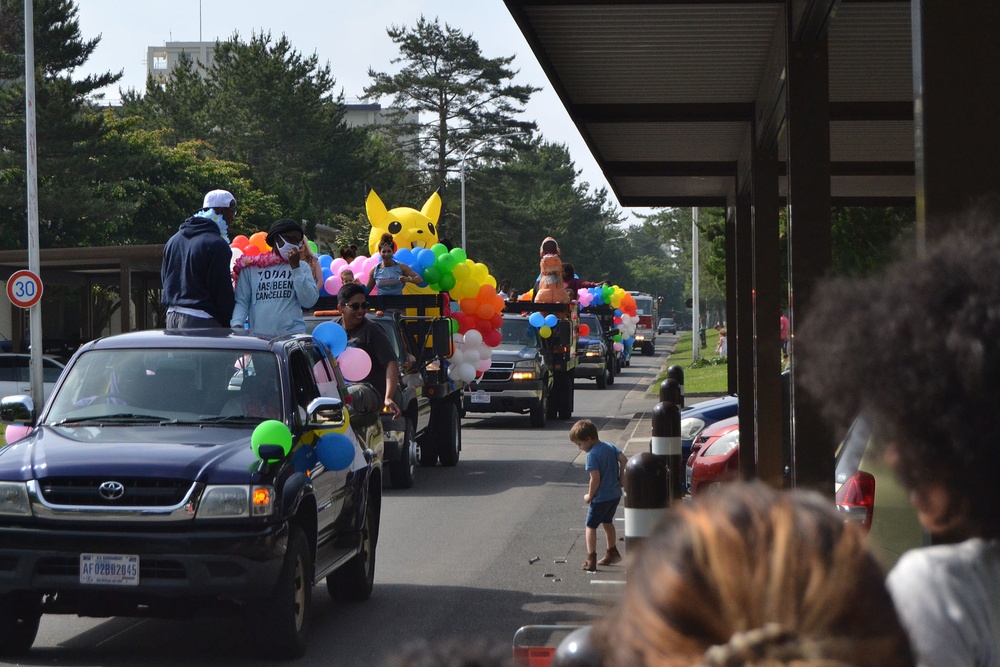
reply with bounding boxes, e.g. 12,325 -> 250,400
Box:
460,132 -> 526,251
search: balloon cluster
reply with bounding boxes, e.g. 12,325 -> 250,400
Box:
578,285 -> 640,352
527,312 -> 560,339
312,321 -> 372,383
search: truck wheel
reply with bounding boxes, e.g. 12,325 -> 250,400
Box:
418,428 -> 438,467
596,368 -> 608,389
436,401 -> 461,467
0,594 -> 41,656
257,526 -> 312,659
529,385 -> 547,428
555,372 -> 574,420
389,420 -> 417,489
327,488 -> 379,602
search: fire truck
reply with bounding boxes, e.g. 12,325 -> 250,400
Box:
628,291 -> 658,355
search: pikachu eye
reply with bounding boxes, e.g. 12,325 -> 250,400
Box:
428,223 -> 436,236
388,221 -> 402,234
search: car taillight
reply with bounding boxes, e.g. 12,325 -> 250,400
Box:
836,471 -> 876,531
512,646 -> 556,667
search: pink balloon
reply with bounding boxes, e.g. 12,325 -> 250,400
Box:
337,347 -> 372,382
313,359 -> 334,384
4,424 -> 32,444
331,258 -> 348,272
324,275 -> 340,295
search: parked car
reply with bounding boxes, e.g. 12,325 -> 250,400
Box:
679,395 -> 738,464
0,354 -> 66,402
835,416 -> 927,571
686,415 -> 740,494
657,317 -> 676,334
0,329 -> 383,658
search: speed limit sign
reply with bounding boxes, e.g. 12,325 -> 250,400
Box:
6,269 -> 43,309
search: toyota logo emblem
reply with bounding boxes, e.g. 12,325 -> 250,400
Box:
98,481 -> 125,500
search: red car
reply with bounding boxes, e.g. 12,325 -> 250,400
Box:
687,416 -> 740,495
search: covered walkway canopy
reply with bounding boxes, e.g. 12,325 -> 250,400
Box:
505,0 -> 1000,493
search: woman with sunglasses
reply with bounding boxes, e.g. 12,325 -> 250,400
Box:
231,219 -> 320,333
337,282 -> 401,418
367,232 -> 422,296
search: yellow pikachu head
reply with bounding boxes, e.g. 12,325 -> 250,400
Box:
366,188 -> 442,255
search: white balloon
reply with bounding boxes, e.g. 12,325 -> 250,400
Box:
478,345 -> 493,361
463,330 -> 484,346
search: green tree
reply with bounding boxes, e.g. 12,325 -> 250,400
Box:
364,15 -> 539,238
0,0 -> 123,248
461,140 -> 624,290
123,32 -> 375,231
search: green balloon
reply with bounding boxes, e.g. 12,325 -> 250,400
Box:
307,240 -> 318,254
613,333 -> 623,342
450,248 -> 468,263
448,318 -> 459,334
439,273 -> 456,291
251,420 -> 292,459
431,243 -> 448,257
424,266 -> 442,284
437,254 -> 457,272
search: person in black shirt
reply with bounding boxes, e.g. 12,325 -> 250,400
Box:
337,283 -> 400,418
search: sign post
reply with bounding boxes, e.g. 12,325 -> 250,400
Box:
24,0 -> 45,410
6,269 -> 44,406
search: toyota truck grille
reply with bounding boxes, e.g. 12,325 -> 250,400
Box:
39,477 -> 192,507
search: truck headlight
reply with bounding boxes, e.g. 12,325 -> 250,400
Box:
0,482 -> 31,516
197,485 -> 274,519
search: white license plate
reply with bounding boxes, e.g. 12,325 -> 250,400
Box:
80,553 -> 139,586
470,391 -> 491,404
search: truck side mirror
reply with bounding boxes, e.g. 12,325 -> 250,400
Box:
431,319 -> 453,358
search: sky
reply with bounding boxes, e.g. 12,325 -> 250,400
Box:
70,0 -> 642,226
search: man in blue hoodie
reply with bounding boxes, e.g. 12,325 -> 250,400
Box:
161,189 -> 237,328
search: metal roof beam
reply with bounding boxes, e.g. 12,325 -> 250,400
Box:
576,103 -> 753,123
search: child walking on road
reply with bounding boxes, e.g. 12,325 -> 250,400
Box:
570,419 -> 628,572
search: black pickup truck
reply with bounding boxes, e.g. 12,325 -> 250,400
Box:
0,330 -> 383,659
464,302 -> 579,425
307,294 -> 463,489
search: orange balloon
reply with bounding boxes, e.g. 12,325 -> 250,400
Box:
250,231 -> 270,252
477,303 -> 496,319
460,298 -> 479,315
477,284 -> 495,302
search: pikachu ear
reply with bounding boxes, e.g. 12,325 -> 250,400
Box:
365,188 -> 388,226
420,189 -> 442,224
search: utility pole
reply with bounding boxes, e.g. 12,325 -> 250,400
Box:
692,207 -> 700,362
24,0 -> 44,408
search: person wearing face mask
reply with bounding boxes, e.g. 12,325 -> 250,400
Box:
230,218 -> 320,333
161,189 -> 238,328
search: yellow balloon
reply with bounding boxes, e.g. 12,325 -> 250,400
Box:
485,274 -> 497,289
453,262 -> 471,282
539,325 -> 552,338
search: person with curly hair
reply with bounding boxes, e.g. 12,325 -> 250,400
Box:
797,213 -> 1000,667
593,482 -> 914,667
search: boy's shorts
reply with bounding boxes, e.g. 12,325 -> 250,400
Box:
586,497 -> 621,529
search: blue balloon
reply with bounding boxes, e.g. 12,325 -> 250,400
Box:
319,254 -> 333,269
614,308 -> 622,317
316,432 -> 355,471
417,248 -> 437,270
544,313 -> 558,328
528,312 -> 545,328
313,321 -> 348,356
395,248 -> 415,266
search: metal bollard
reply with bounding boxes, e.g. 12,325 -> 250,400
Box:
667,364 -> 685,407
623,452 -> 669,552
651,400 -> 683,501
659,377 -> 682,406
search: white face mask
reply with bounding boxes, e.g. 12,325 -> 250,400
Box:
276,235 -> 302,261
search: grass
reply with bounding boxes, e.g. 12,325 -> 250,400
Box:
651,328 -> 730,395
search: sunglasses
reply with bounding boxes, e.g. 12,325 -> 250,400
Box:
343,302 -> 368,311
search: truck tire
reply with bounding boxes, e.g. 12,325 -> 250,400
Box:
596,367 -> 608,389
257,526 -> 312,659
389,420 -> 417,489
529,385 -> 547,428
436,401 -> 461,467
0,594 -> 41,656
555,372 -> 574,420
327,488 -> 379,602
418,427 -> 438,467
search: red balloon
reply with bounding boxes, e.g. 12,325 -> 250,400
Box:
484,328 -> 502,347
490,313 -> 503,329
475,317 -> 493,335
242,245 -> 261,256
579,324 -> 591,337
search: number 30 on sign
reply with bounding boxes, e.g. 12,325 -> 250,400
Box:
6,270 -> 43,309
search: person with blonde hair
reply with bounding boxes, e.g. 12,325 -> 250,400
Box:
594,482 -> 914,667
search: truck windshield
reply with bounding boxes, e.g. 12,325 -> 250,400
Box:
44,348 -> 282,424
500,318 -> 540,347
580,315 -> 603,336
